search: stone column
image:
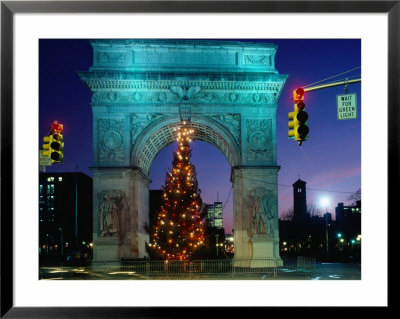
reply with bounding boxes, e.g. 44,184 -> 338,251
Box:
91,167 -> 150,262
232,166 -> 282,266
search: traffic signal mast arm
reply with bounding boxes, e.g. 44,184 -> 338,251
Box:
288,78 -> 361,146
303,78 -> 361,93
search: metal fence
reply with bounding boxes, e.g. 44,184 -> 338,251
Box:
39,257 -> 316,280
90,258 -> 278,278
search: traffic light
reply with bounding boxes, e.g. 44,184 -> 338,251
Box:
49,132 -> 64,163
42,133 -> 64,163
288,88 -> 309,146
42,121 -> 64,163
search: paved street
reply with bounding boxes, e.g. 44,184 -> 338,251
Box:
40,262 -> 361,280
311,262 -> 361,280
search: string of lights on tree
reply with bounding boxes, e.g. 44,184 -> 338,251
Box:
146,121 -> 205,261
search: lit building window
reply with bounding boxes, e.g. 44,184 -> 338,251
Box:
47,177 -> 54,182
58,177 -> 62,182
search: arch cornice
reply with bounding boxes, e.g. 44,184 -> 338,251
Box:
79,74 -> 288,106
131,115 -> 242,176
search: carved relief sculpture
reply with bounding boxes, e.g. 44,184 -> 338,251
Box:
170,85 -> 201,101
87,80 -> 280,105
130,113 -> 164,145
98,190 -> 126,239
209,114 -> 241,146
98,118 -> 125,162
247,187 -> 275,237
246,119 -> 273,161
244,54 -> 271,65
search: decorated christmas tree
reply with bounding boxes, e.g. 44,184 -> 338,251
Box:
147,122 -> 205,260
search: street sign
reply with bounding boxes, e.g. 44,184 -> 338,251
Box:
337,94 -> 357,120
39,150 -> 52,166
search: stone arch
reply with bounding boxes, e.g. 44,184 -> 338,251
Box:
131,115 -> 241,176
79,39 -> 287,264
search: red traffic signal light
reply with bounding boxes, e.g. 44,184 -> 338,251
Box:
293,87 -> 305,102
51,121 -> 63,133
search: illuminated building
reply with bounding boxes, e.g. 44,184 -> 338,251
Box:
335,201 -> 361,239
39,172 -> 92,259
214,202 -> 223,229
205,202 -> 223,229
206,204 -> 215,227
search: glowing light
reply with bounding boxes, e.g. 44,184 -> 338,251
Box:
320,197 -> 329,207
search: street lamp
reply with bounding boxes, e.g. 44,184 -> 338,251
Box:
321,198 -> 329,258
215,234 -> 219,259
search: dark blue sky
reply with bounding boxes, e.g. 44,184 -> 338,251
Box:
39,39 -> 361,233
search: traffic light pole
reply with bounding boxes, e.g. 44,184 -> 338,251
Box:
289,78 -> 361,146
303,78 -> 361,93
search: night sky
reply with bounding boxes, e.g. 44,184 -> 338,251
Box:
39,39 -> 361,234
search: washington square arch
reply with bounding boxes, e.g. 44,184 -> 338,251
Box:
79,39 -> 288,266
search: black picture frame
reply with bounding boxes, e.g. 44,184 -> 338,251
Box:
1,1 -> 395,317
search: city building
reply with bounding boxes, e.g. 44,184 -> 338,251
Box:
335,201 -> 361,241
213,202 -> 223,229
279,178 -> 361,261
39,172 -> 93,260
205,203 -> 215,228
205,202 -> 223,229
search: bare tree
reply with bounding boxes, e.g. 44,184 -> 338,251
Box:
347,188 -> 361,205
280,208 -> 294,221
307,203 -> 322,217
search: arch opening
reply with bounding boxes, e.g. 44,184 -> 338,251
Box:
149,140 -> 234,235
132,117 -> 241,177
148,139 -> 234,258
